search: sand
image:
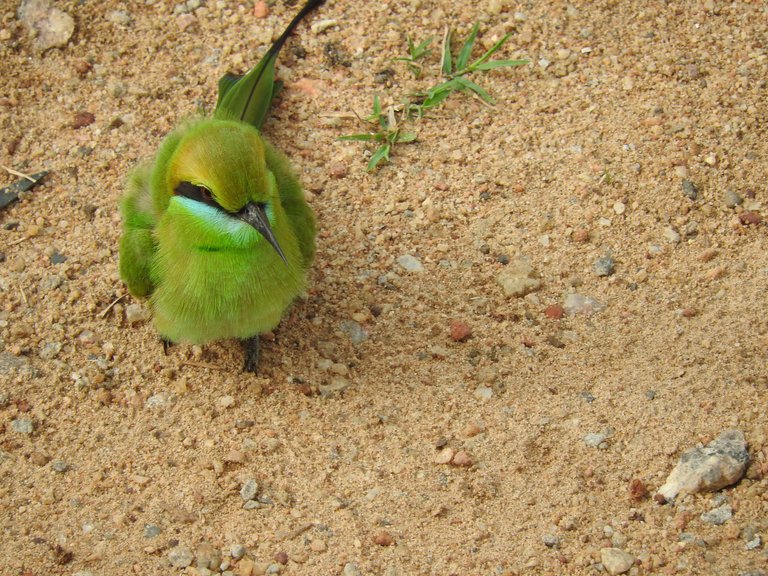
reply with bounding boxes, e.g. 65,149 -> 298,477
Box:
1,0 -> 767,574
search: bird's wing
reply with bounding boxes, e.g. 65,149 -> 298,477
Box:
263,140 -> 316,268
119,164 -> 158,298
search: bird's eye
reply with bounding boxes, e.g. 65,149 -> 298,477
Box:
174,181 -> 218,207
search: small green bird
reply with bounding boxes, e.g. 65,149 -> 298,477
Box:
119,0 -> 324,371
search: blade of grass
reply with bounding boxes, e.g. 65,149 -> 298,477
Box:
338,134 -> 378,142
473,58 -> 528,71
456,22 -> 480,71
468,31 -> 513,69
440,26 -> 453,75
368,144 -> 391,171
453,76 -> 494,104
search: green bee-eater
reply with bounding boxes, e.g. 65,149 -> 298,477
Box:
119,0 -> 324,371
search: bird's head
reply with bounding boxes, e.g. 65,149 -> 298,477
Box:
163,119 -> 286,261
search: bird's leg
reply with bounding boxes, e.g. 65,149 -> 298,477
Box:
161,337 -> 173,356
242,335 -> 260,373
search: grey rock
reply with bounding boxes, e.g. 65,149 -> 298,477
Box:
230,544 -> 246,560
600,547 -> 635,575
563,293 -> 605,316
39,341 -> 62,360
339,319 -> 368,345
656,429 -> 749,502
168,546 -> 194,568
663,226 -> 681,244
18,0 -> 75,51
583,432 -> 608,449
701,504 -> 733,525
39,275 -> 63,292
594,256 -> 615,277
11,418 -> 34,434
397,254 -> 424,273
240,479 -> 258,501
243,500 -> 261,510
0,353 -> 32,375
682,179 -> 699,200
542,534 -> 560,548
144,524 -> 161,538
51,460 -> 68,473
724,190 -> 743,208
746,535 -> 762,550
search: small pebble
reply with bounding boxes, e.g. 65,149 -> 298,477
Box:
39,341 -> 62,360
168,546 -> 194,568
544,305 -> 565,319
657,429 -> 748,502
373,531 -> 394,546
451,451 -> 473,467
52,460 -> 69,473
144,525 -> 161,538
701,504 -> 733,525
253,0 -> 269,18
573,228 -> 590,243
723,190 -> 743,208
497,259 -> 541,298
663,226 -> 681,244
397,254 -> 424,273
629,479 -> 648,501
230,544 -> 246,560
745,534 -> 762,550
434,447 -> 454,464
563,293 -> 605,316
73,111 -> 95,129
11,418 -> 34,434
449,320 -> 472,342
274,551 -> 288,565
125,304 -> 150,325
329,162 -> 348,178
600,547 -> 635,575
542,534 -> 560,548
583,432 -> 607,448
593,256 -> 615,277
474,385 -> 493,400
240,479 -> 259,501
739,211 -> 762,226
339,319 -> 368,345
682,179 -> 699,200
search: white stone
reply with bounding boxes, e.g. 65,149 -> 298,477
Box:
656,429 -> 749,502
600,548 -> 635,575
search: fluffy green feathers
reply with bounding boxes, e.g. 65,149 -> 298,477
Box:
119,1 -> 323,370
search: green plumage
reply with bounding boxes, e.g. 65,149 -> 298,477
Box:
119,0 -> 323,370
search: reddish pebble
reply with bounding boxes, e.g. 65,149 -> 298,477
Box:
274,551 -> 288,565
253,0 -> 269,18
573,229 -> 590,243
450,320 -> 472,342
681,307 -> 697,318
451,450 -> 473,467
544,305 -> 565,320
739,211 -> 762,226
74,60 -> 92,77
73,111 -> 95,129
373,531 -> 394,546
629,478 -> 648,501
521,335 -> 535,348
329,162 -> 348,179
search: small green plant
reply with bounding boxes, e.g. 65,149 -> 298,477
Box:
338,95 -> 417,171
392,35 -> 434,79
340,22 -> 528,171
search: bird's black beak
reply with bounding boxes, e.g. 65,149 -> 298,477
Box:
238,202 -> 287,264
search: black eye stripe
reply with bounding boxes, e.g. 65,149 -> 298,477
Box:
174,181 -> 221,209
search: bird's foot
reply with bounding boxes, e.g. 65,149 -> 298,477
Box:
161,337 -> 173,356
242,335 -> 260,373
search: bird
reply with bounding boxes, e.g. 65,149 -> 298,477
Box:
118,0 -> 325,372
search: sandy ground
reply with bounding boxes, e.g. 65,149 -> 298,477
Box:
1,0 -> 768,575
